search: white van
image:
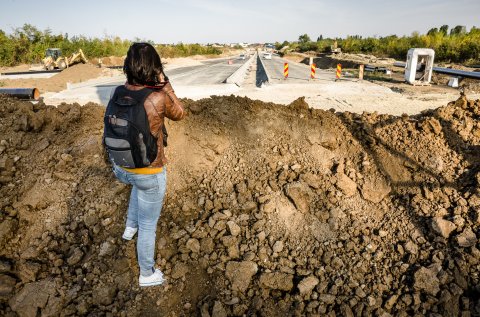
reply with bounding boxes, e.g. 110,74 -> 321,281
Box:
263,53 -> 272,60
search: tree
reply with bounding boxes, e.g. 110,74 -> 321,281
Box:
298,34 -> 311,44
427,28 -> 438,36
15,24 -> 42,43
450,25 -> 466,36
439,25 -> 449,36
470,26 -> 480,35
276,40 -> 290,50
317,35 -> 323,41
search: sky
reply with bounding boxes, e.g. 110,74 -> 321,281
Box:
0,0 -> 479,44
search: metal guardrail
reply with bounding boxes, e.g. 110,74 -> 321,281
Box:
393,62 -> 480,80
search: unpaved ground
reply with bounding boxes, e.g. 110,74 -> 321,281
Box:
0,64 -> 107,92
0,93 -> 479,316
283,52 -> 480,97
283,52 -> 396,70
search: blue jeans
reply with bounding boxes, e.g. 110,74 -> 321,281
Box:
112,164 -> 167,277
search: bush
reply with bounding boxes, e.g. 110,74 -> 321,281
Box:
0,24 -> 222,67
155,43 -> 221,58
289,26 -> 480,63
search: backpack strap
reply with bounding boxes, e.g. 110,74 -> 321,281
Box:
114,85 -> 154,106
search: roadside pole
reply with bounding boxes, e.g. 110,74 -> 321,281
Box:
284,63 -> 289,79
336,64 -> 342,81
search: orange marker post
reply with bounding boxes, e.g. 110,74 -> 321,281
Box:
284,63 -> 289,79
336,64 -> 342,80
311,63 -> 316,79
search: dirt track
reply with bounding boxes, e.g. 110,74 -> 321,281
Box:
0,94 -> 479,316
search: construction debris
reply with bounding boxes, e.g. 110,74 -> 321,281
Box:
0,93 -> 479,316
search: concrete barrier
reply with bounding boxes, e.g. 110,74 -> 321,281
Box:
257,54 -> 272,86
225,53 -> 256,86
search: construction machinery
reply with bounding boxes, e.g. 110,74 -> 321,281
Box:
42,48 -> 88,70
330,40 -> 342,54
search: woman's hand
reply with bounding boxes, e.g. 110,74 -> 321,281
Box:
158,72 -> 169,83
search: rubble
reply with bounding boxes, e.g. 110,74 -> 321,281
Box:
0,94 -> 479,316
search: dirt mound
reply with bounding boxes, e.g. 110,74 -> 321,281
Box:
0,63 -> 104,93
0,94 -> 479,316
285,53 -> 396,70
97,56 -> 126,67
432,72 -> 480,95
332,52 -> 396,67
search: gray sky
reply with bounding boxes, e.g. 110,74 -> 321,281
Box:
1,0 -> 479,43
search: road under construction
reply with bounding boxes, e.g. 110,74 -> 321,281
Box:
1,50 -> 479,116
1,48 -> 480,317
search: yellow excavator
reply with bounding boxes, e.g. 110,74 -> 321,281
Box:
42,48 -> 88,70
330,40 -> 342,54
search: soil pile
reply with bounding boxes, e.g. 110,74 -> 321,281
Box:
432,72 -> 480,95
0,94 -> 479,316
285,53 -> 396,70
96,56 -> 125,67
0,64 -> 105,93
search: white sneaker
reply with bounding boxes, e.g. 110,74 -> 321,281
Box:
122,227 -> 138,240
139,269 -> 165,287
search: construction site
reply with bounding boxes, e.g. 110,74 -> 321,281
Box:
0,43 -> 480,317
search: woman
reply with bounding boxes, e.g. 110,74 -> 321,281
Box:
108,42 -> 185,287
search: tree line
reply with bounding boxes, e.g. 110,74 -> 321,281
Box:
0,24 -> 221,67
277,25 -> 480,63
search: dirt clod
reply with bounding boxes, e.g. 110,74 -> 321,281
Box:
0,94 -> 479,316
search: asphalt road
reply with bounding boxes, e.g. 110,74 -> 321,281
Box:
261,54 -> 334,84
167,57 -> 246,85
73,55 -> 250,105
97,56 -> 249,88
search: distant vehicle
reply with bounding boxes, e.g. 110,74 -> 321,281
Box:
330,40 -> 342,54
239,54 -> 246,60
263,53 -> 272,60
42,48 -> 88,70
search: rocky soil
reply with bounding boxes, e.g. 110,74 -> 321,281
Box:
0,94 -> 479,316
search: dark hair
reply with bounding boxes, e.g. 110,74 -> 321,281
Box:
123,42 -> 163,86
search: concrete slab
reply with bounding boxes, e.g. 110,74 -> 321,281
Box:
44,83 -> 240,106
0,73 -> 57,79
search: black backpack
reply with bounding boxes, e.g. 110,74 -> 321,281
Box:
103,86 -> 159,168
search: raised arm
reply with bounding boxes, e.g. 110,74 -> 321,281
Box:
163,82 -> 186,121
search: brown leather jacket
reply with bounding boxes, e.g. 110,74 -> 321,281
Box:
125,82 -> 185,168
